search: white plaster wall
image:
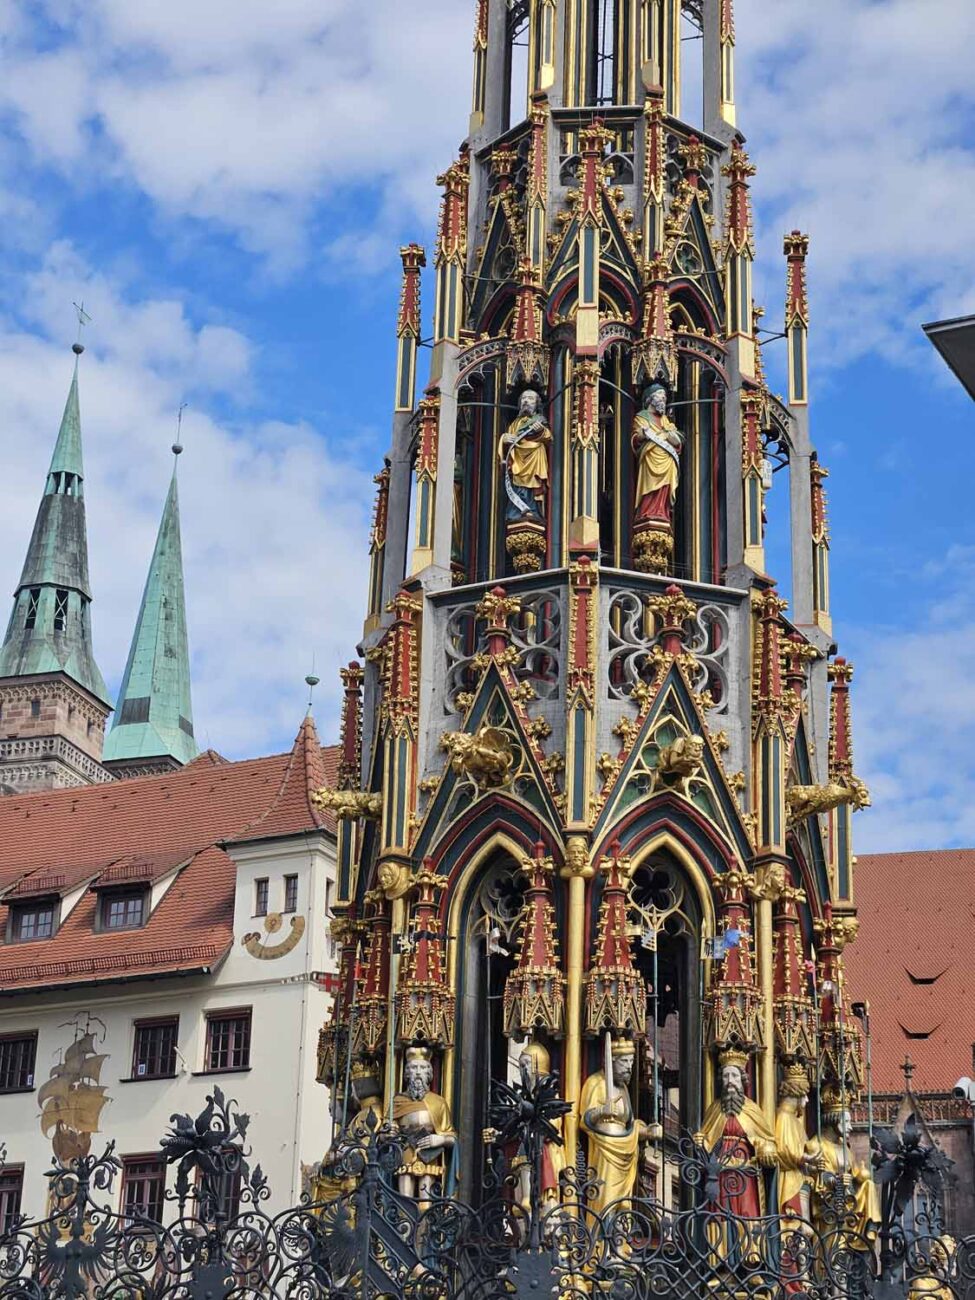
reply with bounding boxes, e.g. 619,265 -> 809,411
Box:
0,831 -> 338,1218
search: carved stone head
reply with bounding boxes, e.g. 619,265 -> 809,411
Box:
519,389 -> 541,417
647,384 -> 668,416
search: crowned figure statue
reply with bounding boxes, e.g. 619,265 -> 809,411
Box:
632,383 -> 684,574
775,1065 -> 821,1232
580,1035 -> 648,1217
393,1045 -> 458,1203
808,1088 -> 880,1254
500,388 -> 551,572
697,1049 -> 778,1217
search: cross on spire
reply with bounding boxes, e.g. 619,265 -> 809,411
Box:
72,301 -> 92,350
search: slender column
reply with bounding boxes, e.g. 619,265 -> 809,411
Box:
751,863 -> 786,1123
722,142 -> 757,379
561,835 -> 594,1165
410,393 -> 441,576
828,659 -> 857,903
741,389 -> 766,573
811,456 -> 832,636
365,464 -> 390,636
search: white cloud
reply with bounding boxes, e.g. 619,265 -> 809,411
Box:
2,0 -> 473,265
735,0 -> 975,366
849,546 -> 975,852
0,244 -> 373,756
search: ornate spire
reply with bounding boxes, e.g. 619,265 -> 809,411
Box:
810,454 -> 832,633
395,245 -> 425,413
0,345 -> 109,706
396,866 -> 454,1048
632,254 -> 678,391
814,905 -> 864,1096
585,845 -> 646,1037
772,884 -> 816,1064
704,869 -> 764,1054
753,588 -> 788,722
784,230 -> 810,406
433,152 -> 470,345
504,846 -> 566,1038
352,891 -> 391,1060
104,450 -> 196,769
723,141 -> 757,348
337,661 -> 364,791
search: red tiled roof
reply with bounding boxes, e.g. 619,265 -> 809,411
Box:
846,849 -> 975,1094
0,720 -> 338,993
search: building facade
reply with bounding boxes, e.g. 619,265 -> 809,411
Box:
0,721 -> 341,1218
317,0 -> 874,1215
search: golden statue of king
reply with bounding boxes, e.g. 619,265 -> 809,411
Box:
393,1045 -> 458,1203
580,1035 -> 647,1216
632,384 -> 683,528
808,1089 -> 880,1252
500,389 -> 551,523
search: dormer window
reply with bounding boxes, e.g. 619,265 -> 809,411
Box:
8,902 -> 57,943
101,889 -> 147,931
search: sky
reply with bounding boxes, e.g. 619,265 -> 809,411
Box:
0,0 -> 973,851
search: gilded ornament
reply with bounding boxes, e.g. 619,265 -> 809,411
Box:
377,861 -> 412,901
441,724 -> 514,788
310,788 -> 383,821
785,774 -> 870,822
653,734 -> 705,794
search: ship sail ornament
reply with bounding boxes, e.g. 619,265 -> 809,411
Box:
39,1027 -> 111,1162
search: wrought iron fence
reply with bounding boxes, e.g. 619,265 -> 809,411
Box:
1,1085 -> 973,1300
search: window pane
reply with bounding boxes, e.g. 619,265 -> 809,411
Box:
122,1159 -> 165,1222
104,892 -> 146,930
0,1170 -> 23,1232
284,875 -> 298,913
12,905 -> 55,941
255,879 -> 268,917
133,1020 -> 178,1079
207,1012 -> 252,1071
0,1036 -> 36,1091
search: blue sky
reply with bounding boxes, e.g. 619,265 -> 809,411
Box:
0,0 -> 973,851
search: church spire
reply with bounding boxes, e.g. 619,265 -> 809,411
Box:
103,441 -> 197,775
0,343 -> 108,704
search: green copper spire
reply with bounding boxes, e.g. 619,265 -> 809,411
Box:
0,345 -> 110,703
104,448 -> 197,766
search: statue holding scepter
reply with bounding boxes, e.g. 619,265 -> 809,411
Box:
632,383 -> 684,574
500,388 -> 551,572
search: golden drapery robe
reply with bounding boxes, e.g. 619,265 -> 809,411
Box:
776,1101 -> 816,1221
632,411 -> 682,524
698,1098 -> 778,1217
807,1131 -> 880,1251
393,1090 -> 457,1180
501,414 -> 551,491
580,1070 -> 643,1215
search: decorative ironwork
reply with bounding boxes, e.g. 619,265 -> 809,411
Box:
1,1084 -> 973,1300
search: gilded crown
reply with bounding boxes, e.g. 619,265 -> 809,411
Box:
718,1047 -> 750,1070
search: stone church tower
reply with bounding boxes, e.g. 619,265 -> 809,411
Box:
0,345 -> 197,793
318,0 -> 871,1205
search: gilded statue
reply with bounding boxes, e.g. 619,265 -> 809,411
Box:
512,1042 -> 566,1219
786,774 -> 870,823
500,389 -> 551,523
775,1065 -> 821,1231
633,384 -> 683,530
441,724 -> 514,787
580,1035 -> 647,1216
654,735 -> 705,794
808,1089 -> 880,1252
696,1050 -> 778,1218
393,1046 -> 458,1202
311,788 -> 383,820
